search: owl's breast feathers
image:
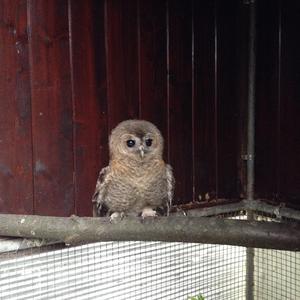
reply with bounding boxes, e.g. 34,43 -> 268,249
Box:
92,158 -> 173,216
104,159 -> 169,212
110,159 -> 167,192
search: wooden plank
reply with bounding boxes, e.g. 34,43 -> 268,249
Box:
105,0 -> 139,131
0,0 -> 33,214
215,0 -> 240,199
193,0 -> 217,202
28,0 -> 74,216
255,0 -> 280,200
168,0 -> 193,204
279,0 -> 300,206
69,0 -> 108,216
138,0 -> 168,158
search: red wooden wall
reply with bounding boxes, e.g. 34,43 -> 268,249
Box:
255,0 -> 300,206
0,0 -> 299,216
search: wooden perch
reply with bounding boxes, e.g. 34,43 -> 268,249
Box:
0,214 -> 299,251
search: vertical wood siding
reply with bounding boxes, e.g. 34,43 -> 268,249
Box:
69,0 -> 107,216
138,0 -> 168,156
0,0 -> 33,214
167,0 -> 193,204
0,0 -> 299,216
255,0 -> 281,201
255,0 -> 300,205
28,0 -> 74,216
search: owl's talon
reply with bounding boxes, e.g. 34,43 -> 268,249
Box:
110,212 -> 124,223
141,207 -> 157,219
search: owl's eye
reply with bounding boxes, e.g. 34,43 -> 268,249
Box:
145,139 -> 153,147
126,140 -> 136,147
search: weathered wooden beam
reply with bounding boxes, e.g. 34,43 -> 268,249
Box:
0,214 -> 299,251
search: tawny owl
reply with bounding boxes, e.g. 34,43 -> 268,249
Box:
92,120 -> 174,220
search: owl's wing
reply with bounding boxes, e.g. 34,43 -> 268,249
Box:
166,164 -> 175,216
92,166 -> 110,217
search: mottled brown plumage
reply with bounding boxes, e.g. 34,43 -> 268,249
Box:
92,120 -> 174,220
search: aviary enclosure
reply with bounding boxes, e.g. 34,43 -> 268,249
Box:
0,0 -> 299,299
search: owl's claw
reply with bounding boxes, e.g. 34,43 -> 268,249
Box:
110,212 -> 125,223
141,207 -> 157,219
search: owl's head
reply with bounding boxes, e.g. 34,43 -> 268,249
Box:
109,120 -> 164,162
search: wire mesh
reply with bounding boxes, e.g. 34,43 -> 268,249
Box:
254,247 -> 300,300
252,211 -> 300,300
0,241 -> 246,300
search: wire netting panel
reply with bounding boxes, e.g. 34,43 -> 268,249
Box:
252,211 -> 300,300
0,241 -> 246,300
254,248 -> 300,300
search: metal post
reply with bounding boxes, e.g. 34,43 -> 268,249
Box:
247,0 -> 256,202
246,1 -> 256,299
246,211 -> 255,300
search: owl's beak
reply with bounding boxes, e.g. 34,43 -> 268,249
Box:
139,145 -> 145,159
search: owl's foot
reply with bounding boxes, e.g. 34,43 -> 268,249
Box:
141,207 -> 157,219
110,212 -> 125,223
